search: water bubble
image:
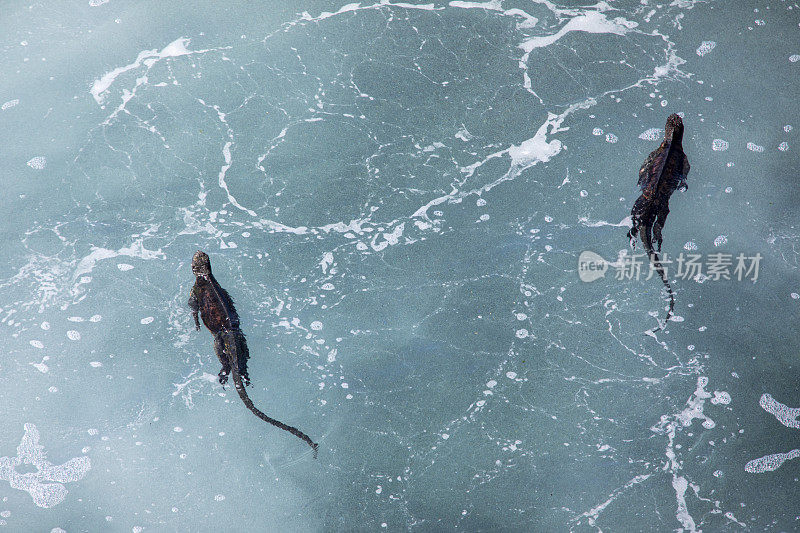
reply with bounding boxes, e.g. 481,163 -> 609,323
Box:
26,157 -> 46,170
711,391 -> 732,405
638,128 -> 662,141
711,139 -> 728,151
696,41 -> 716,56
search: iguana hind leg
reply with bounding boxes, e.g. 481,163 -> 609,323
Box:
654,205 -> 669,253
213,332 -> 231,386
233,329 -> 251,386
627,196 -> 648,247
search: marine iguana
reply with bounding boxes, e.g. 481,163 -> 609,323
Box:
188,250 -> 318,457
626,113 -> 690,330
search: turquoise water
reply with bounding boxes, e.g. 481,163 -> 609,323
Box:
1,0 -> 799,530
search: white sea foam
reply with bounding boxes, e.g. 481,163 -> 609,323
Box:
711,139 -> 728,151
455,127 -> 473,142
27,157 -> 46,170
449,1 -> 502,10
31,356 -> 49,373
759,393 -> 800,428
371,223 -> 405,251
91,38 -> 193,105
414,102 -> 587,221
73,238 -> 164,280
745,450 -> 800,473
578,216 -> 630,228
1,99 -> 19,110
651,377 -> 733,531
519,10 -> 634,57
746,142 -> 764,152
695,41 -> 716,57
0,424 -> 91,508
506,116 -> 564,168
319,252 -> 334,274
638,128 -> 662,141
711,391 -> 731,405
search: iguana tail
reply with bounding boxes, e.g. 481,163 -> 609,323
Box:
231,370 -> 319,458
641,231 -> 675,331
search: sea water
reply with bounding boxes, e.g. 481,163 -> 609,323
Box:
1,0 -> 799,530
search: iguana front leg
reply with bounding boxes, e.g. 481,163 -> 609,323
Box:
188,283 -> 201,331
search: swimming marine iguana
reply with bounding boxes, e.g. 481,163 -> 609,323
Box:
626,113 -> 690,330
188,250 -> 318,457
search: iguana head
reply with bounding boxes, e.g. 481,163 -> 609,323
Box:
191,250 -> 212,279
664,113 -> 684,143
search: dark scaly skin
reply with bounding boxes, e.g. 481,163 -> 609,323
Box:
626,114 -> 690,330
188,251 -> 319,457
